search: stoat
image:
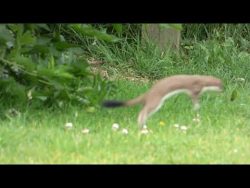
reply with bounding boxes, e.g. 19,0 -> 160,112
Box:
102,75 -> 223,129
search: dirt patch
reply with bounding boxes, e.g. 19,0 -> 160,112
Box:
87,58 -> 150,84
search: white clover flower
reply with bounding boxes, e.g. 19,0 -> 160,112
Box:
82,128 -> 90,134
180,125 -> 188,131
121,128 -> 128,135
112,123 -> 120,131
173,124 -> 180,128
192,118 -> 201,123
65,122 -> 73,129
140,129 -> 149,135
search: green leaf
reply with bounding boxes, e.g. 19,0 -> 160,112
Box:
19,31 -> 36,46
36,37 -> 52,45
48,55 -> 55,69
12,55 -> 36,72
36,24 -> 50,31
31,44 -> 50,55
55,70 -> 75,80
69,24 -> 120,43
7,24 -> 24,34
112,24 -> 123,34
0,25 -> 14,45
54,41 -> 79,51
230,89 -> 238,101
86,106 -> 96,113
48,46 -> 61,58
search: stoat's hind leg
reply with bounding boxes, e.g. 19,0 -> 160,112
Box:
137,98 -> 162,129
193,100 -> 200,111
189,90 -> 201,111
137,107 -> 149,129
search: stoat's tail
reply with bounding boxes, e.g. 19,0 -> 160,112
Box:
102,94 -> 144,108
102,100 -> 125,108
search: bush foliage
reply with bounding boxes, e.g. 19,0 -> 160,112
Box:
0,24 -> 119,110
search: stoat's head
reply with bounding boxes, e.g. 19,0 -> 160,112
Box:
203,76 -> 223,92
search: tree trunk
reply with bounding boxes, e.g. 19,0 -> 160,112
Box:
142,24 -> 181,51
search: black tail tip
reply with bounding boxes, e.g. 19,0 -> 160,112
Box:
102,100 -> 125,108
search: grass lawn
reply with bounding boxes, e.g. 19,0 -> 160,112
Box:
1,80 -> 249,164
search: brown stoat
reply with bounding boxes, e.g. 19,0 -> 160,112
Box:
102,75 -> 223,129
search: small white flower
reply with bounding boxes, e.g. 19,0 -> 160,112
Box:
192,118 -> 201,123
140,129 -> 149,135
142,125 -> 147,129
235,78 -> 245,82
180,125 -> 188,131
82,128 -> 90,134
121,128 -> 128,135
233,149 -> 238,153
112,123 -> 120,131
173,124 -> 180,128
65,122 -> 73,129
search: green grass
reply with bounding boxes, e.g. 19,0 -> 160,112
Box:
0,79 -> 250,164
1,25 -> 250,163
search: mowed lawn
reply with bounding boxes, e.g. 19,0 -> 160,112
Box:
0,80 -> 249,164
